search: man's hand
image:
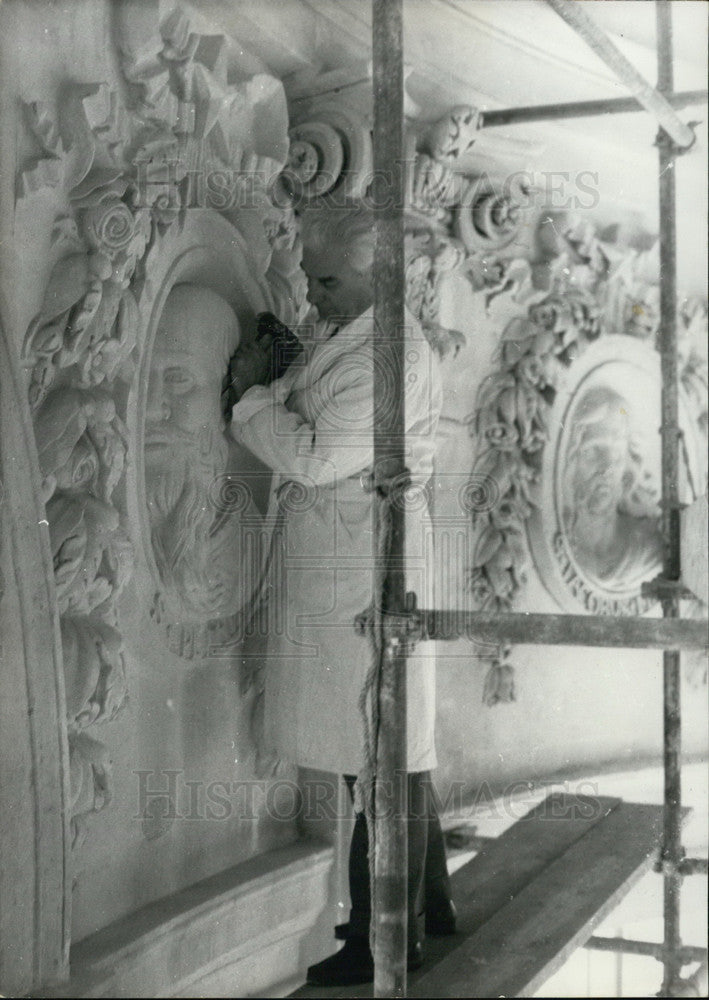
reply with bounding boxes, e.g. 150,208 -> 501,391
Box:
255,312 -> 303,381
222,314 -> 302,419
222,341 -> 270,416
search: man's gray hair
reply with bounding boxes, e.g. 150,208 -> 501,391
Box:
299,202 -> 375,276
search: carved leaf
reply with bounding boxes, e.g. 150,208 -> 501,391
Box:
24,100 -> 63,156
68,732 -> 113,847
482,662 -> 516,706
62,616 -> 127,729
37,253 -> 92,325
48,498 -> 88,611
473,525 -> 503,568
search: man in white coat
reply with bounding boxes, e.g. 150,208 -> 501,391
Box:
229,203 -> 454,985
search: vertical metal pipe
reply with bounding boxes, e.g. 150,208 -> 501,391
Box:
662,644 -> 683,994
656,2 -> 684,994
372,0 -> 408,995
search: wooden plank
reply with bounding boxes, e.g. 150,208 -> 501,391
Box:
442,793 -> 621,934
291,793 -> 621,999
411,801 -> 672,998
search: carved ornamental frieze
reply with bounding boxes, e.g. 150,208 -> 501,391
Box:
18,5 -> 304,843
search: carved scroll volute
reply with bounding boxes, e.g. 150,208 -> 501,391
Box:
456,175 -> 531,255
1,310 -> 71,994
284,101 -> 373,204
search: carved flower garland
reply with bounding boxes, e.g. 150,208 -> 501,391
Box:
467,218 -> 707,630
469,286 -> 601,614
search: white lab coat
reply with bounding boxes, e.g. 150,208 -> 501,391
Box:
230,307 -> 441,774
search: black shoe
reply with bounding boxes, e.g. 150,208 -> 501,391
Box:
307,938 -> 374,987
307,937 -> 423,986
424,899 -> 457,936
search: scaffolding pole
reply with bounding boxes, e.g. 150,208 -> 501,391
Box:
480,89 -> 707,128
656,3 -> 685,994
372,0 -> 408,995
416,610 -> 708,650
585,935 -> 707,966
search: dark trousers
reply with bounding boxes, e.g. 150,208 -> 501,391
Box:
344,771 -> 452,946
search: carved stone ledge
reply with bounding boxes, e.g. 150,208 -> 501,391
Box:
41,842 -> 333,999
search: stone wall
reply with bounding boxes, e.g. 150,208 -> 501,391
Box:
1,1 -> 706,996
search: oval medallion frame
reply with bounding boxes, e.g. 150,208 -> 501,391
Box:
126,209 -> 272,637
527,334 -> 702,615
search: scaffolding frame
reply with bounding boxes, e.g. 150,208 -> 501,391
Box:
369,1 -> 708,995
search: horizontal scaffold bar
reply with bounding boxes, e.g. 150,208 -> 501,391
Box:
585,935 -> 707,965
481,89 -> 708,127
419,610 -> 708,650
678,857 -> 709,876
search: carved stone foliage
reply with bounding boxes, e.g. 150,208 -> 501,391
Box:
404,232 -> 466,358
19,4 -> 303,844
467,215 -> 708,624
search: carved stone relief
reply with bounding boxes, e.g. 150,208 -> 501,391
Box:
531,337 -> 671,614
144,284 -> 241,619
469,216 -> 708,622
129,208 -> 275,651
18,12 -> 706,854
18,4 -> 303,843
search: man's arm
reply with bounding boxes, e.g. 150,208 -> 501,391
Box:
230,372 -> 375,488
